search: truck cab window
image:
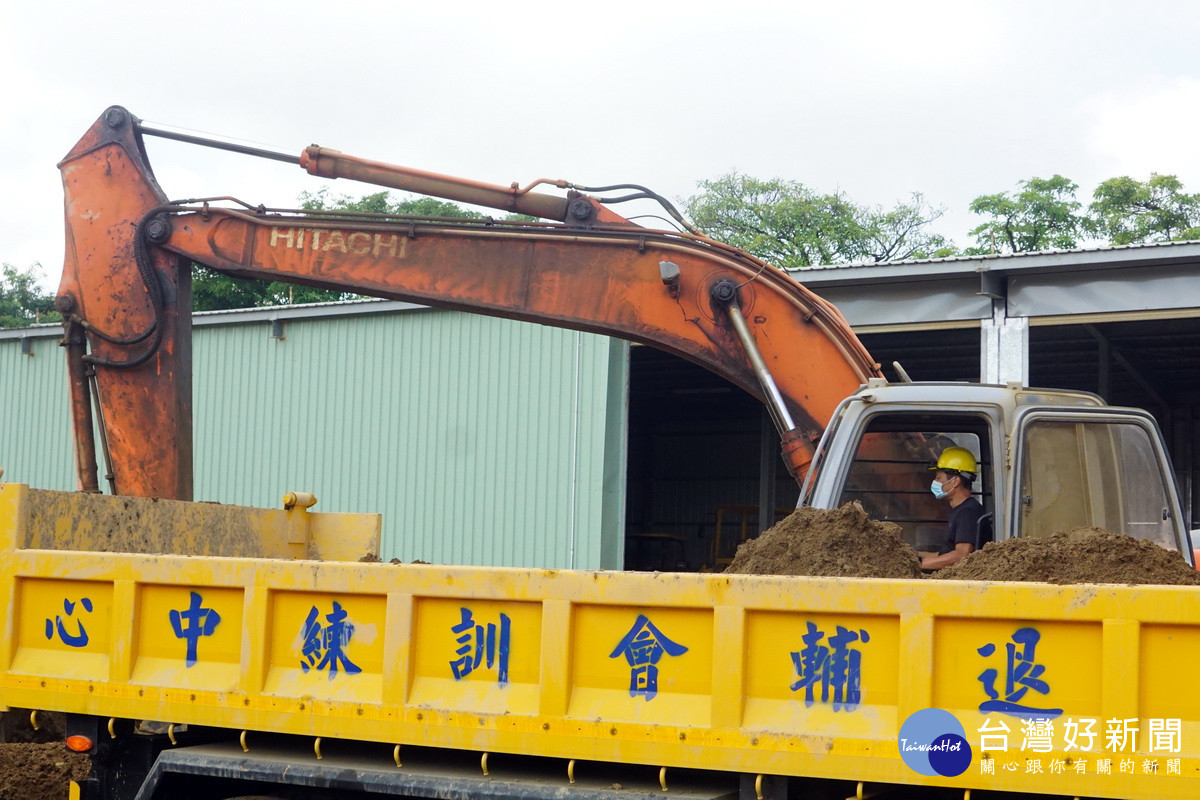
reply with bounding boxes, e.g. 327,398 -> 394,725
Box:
837,413 -> 993,552
1019,418 -> 1177,550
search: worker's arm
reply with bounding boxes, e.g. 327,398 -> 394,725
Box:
921,542 -> 975,571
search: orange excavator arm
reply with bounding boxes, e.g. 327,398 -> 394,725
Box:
57,107 -> 882,500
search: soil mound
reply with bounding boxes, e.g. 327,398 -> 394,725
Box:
724,502 -> 922,579
0,742 -> 88,800
934,527 -> 1200,585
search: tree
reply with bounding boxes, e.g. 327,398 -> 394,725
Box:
966,175 -> 1090,254
866,195 -> 957,263
684,173 -> 954,269
297,188 -> 489,220
0,263 -> 60,329
1089,173 -> 1200,244
191,190 -> 486,311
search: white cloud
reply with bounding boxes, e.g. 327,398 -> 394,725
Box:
7,0 -> 1200,279
1083,77 -> 1200,180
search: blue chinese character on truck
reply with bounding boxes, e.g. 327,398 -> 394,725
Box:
299,601 -> 361,679
45,597 -> 93,647
609,614 -> 688,701
169,591 -> 222,668
977,626 -> 1062,718
449,607 -> 511,685
789,621 -> 870,712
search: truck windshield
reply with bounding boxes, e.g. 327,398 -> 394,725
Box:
1018,418 -> 1177,549
836,413 -> 991,552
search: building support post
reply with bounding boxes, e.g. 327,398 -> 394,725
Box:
979,300 -> 1029,385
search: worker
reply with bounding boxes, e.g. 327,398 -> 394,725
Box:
919,446 -> 984,570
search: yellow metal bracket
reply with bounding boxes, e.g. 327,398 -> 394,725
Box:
283,492 -> 317,511
848,782 -> 882,800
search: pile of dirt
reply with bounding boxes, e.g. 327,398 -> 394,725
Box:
934,527 -> 1200,585
721,508 -> 1200,586
724,502 -> 922,579
0,743 -> 88,800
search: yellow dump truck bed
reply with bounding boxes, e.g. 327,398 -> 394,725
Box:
0,484 -> 1196,798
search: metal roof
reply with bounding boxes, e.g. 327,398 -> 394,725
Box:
190,298 -> 424,326
0,299 -> 427,340
787,239 -> 1200,287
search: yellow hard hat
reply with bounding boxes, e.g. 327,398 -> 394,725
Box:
930,446 -> 977,476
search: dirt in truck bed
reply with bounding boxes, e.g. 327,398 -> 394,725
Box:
725,504 -> 1200,585
933,527 -> 1200,585
723,502 -> 924,579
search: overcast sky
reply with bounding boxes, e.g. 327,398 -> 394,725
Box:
4,0 -> 1200,288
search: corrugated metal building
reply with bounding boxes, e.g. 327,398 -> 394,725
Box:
0,302 -> 629,570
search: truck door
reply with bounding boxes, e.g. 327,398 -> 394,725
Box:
1013,409 -> 1190,558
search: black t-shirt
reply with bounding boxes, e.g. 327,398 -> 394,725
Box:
939,496 -> 985,555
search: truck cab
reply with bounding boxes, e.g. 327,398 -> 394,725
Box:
801,380 -> 1193,563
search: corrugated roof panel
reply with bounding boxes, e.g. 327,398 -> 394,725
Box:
792,238 -> 1200,273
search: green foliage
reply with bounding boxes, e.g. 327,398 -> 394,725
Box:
297,188 -> 488,219
967,175 -> 1090,254
191,190 -> 484,312
190,265 -> 351,311
1089,174 -> 1200,244
868,196 -> 959,262
684,173 -> 954,268
0,263 -> 60,329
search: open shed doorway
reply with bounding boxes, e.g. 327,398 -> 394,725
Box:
623,346 -> 800,572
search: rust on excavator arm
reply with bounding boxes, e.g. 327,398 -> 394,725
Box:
57,106 -> 882,500
57,107 -> 193,498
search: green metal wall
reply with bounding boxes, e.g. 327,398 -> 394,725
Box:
0,329 -> 74,491
0,305 -> 629,569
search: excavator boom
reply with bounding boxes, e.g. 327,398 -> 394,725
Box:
57,106 -> 881,499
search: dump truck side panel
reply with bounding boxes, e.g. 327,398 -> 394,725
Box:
1,485 -> 1196,799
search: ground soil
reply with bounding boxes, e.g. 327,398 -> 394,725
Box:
723,502 -> 923,579
0,743 -> 88,800
934,527 -> 1200,585
0,712 -> 86,800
